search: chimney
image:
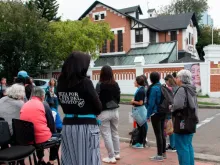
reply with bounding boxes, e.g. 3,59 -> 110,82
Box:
147,9 -> 157,18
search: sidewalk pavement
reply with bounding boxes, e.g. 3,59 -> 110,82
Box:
34,140 -> 219,165
100,141 -> 218,165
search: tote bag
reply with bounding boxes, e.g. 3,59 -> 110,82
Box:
131,105 -> 147,127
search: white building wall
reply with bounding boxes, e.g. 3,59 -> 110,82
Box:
128,12 -> 136,17
131,28 -> 150,48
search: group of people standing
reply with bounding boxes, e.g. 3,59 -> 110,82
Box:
131,70 -> 198,165
0,50 -> 198,165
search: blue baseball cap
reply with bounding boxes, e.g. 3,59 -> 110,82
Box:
17,70 -> 29,78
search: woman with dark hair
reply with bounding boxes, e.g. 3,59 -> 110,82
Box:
96,65 -> 121,164
131,75 -> 147,149
57,51 -> 102,165
147,72 -> 166,161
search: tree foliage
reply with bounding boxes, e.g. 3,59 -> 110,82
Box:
27,0 -> 61,21
49,17 -> 114,60
196,26 -> 220,60
0,1 -> 54,80
0,1 -> 114,81
159,0 -> 208,21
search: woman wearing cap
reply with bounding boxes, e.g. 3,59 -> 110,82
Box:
15,70 -> 33,101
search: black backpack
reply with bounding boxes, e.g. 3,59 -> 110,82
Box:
156,84 -> 174,113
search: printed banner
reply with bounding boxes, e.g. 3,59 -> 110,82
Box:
184,63 -> 201,92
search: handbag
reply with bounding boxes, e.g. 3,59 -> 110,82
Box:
173,87 -> 197,134
165,119 -> 174,136
131,105 -> 147,127
106,100 -> 119,109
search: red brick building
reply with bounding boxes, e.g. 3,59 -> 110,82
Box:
79,1 -> 201,67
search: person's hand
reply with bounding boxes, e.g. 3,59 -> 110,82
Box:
131,99 -> 134,104
147,118 -> 151,122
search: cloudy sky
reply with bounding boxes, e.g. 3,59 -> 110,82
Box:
57,0 -> 219,27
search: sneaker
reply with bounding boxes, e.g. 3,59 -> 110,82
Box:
115,154 -> 120,160
166,144 -> 177,152
163,153 -> 167,159
102,157 -> 117,164
150,155 -> 163,162
132,143 -> 144,149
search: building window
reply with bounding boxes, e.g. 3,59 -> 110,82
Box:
110,32 -> 115,52
102,40 -> 107,53
171,31 -> 177,41
150,30 -> 156,43
189,33 -> 193,45
101,13 -> 105,20
95,15 -> 99,21
118,30 -> 123,52
135,29 -> 143,43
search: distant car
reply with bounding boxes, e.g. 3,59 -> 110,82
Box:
33,79 -> 50,91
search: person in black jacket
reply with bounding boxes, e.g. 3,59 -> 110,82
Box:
57,51 -> 102,165
96,65 -> 121,164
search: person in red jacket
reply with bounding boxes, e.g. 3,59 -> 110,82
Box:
20,87 -> 58,165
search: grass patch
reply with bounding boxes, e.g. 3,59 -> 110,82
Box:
121,94 -> 133,96
198,102 -> 219,106
120,98 -> 131,102
197,95 -> 209,98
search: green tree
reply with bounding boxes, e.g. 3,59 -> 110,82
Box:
49,17 -> 114,60
27,0 -> 61,21
159,0 -> 208,21
196,26 -> 220,60
0,1 -> 55,81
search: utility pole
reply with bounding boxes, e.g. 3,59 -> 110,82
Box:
212,25 -> 214,45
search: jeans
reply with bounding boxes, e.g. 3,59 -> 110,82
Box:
98,109 -> 120,158
151,113 -> 166,156
169,134 -> 175,148
175,134 -> 194,165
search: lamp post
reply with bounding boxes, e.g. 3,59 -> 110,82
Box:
212,25 -> 214,45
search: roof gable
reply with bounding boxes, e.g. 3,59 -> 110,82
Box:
118,5 -> 143,15
79,1 -> 128,20
140,12 -> 198,31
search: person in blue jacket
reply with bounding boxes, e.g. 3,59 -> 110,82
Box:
147,72 -> 166,162
48,100 -> 62,133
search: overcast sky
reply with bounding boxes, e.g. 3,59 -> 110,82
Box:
57,0 -> 219,27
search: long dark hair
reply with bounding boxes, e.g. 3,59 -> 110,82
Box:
99,65 -> 116,84
164,74 -> 176,86
147,72 -> 160,100
58,51 -> 91,88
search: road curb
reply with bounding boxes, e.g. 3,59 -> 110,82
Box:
119,137 -> 220,163
120,102 -> 220,109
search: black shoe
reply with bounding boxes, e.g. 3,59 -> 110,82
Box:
47,162 -> 54,165
166,144 -> 176,152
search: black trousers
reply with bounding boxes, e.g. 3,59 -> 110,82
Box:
36,146 -> 58,161
36,133 -> 61,161
151,113 -> 166,156
137,122 -> 147,146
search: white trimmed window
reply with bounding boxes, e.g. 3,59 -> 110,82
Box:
93,11 -> 106,21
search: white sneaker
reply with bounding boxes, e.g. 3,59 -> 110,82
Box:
115,154 -> 120,160
102,157 -> 117,164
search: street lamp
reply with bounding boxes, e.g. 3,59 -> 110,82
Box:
212,25 -> 213,45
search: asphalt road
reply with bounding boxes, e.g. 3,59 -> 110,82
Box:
58,104 -> 220,156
